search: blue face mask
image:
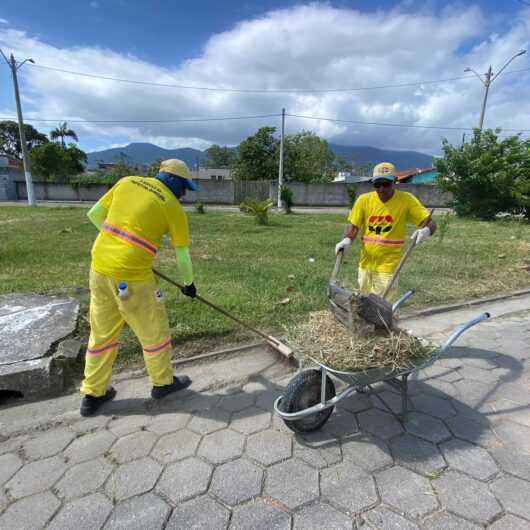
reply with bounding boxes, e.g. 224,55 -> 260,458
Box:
155,172 -> 189,199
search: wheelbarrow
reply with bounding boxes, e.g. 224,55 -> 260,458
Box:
274,312 -> 490,433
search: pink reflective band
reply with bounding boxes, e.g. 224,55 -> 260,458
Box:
143,338 -> 172,356
102,222 -> 158,256
362,236 -> 404,247
87,340 -> 119,356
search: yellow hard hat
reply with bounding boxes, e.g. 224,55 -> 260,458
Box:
160,159 -> 192,180
372,162 -> 396,182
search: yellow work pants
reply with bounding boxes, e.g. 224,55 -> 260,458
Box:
358,267 -> 398,302
80,270 -> 174,397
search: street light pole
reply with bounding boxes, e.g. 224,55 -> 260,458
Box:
277,108 -> 285,209
478,65 -> 492,131
465,50 -> 526,131
1,49 -> 36,205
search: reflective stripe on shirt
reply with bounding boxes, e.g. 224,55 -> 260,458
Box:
102,222 -> 158,256
361,236 -> 404,247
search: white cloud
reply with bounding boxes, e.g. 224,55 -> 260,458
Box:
0,3 -> 529,156
0,19 -> 8,24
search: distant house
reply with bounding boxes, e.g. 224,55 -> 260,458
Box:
395,167 -> 439,184
192,168 -> 232,181
86,161 -> 149,174
0,154 -> 23,171
0,155 -> 24,200
333,172 -> 371,184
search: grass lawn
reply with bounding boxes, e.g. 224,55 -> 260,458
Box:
1,206 -> 529,368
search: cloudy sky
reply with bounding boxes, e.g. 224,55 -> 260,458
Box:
0,0 -> 529,155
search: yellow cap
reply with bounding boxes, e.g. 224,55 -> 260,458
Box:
159,159 -> 192,180
372,162 -> 396,181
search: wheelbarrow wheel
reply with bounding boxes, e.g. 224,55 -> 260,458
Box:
280,369 -> 336,433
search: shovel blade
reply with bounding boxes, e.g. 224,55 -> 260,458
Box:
357,294 -> 393,328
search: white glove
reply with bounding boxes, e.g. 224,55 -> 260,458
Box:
335,237 -> 352,255
411,226 -> 431,244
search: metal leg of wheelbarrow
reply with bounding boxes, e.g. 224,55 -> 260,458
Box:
321,367 -> 328,406
383,374 -> 410,421
366,374 -> 410,423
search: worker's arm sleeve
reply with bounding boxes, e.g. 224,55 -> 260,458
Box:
347,195 -> 365,228
175,246 -> 194,286
406,193 -> 430,226
87,201 -> 108,231
167,202 -> 191,248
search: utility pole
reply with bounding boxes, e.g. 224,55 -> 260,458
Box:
0,49 -> 36,205
277,108 -> 285,209
465,50 -> 526,131
477,66 -> 492,131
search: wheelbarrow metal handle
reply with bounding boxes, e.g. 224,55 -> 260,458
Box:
439,312 -> 491,354
392,289 -> 415,313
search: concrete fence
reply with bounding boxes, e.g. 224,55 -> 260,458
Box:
13,178 -> 452,208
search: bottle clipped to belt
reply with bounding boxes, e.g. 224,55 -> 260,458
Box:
117,282 -> 129,300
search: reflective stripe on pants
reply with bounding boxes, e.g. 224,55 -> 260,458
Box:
81,269 -> 174,397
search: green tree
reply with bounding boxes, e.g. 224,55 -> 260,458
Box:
0,120 -> 48,159
203,145 -> 236,168
29,143 -> 87,182
146,158 -> 163,177
106,154 -> 136,182
283,131 -> 335,182
232,127 -> 278,181
333,156 -> 352,173
436,129 -> 530,220
50,122 -> 79,147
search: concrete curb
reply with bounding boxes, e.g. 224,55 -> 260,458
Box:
401,288 -> 530,319
113,340 -> 265,383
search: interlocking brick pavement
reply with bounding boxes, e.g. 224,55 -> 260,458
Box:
0,309 -> 529,529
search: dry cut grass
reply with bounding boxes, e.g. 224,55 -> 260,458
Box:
289,310 -> 435,372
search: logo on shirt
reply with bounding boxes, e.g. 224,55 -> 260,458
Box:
368,215 -> 394,235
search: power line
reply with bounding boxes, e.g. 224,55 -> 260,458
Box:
2,111 -> 528,133
0,113 -> 281,124
19,63 -> 530,93
286,113 -> 530,132
16,63 -> 506,94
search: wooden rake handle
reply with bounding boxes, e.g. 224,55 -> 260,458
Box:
152,268 -> 281,346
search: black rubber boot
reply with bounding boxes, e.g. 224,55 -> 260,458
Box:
80,387 -> 116,417
151,375 -> 192,399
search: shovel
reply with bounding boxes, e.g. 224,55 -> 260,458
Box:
356,235 -> 418,328
329,241 -> 416,330
357,208 -> 434,328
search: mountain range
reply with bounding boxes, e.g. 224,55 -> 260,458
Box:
86,142 -> 434,170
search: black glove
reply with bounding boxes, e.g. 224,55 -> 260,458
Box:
181,283 -> 197,298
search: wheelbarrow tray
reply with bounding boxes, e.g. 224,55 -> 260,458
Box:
274,312 -> 490,433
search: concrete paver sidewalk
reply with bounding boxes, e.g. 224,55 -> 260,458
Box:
0,298 -> 529,529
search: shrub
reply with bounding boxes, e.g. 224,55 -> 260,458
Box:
346,184 -> 357,207
436,211 -> 453,243
280,185 -> 294,214
240,198 -> 274,225
194,201 -> 206,214
436,129 -> 530,220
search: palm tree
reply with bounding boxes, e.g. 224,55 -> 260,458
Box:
50,122 -> 79,147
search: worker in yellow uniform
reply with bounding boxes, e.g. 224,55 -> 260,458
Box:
80,159 -> 197,416
335,162 -> 436,300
